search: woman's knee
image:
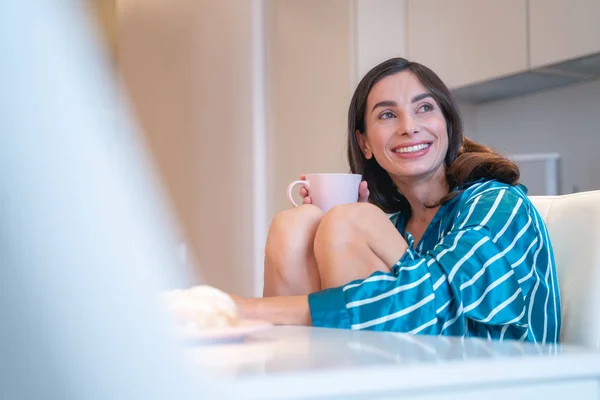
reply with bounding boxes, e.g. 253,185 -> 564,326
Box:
266,204 -> 324,256
314,202 -> 404,270
315,202 -> 383,246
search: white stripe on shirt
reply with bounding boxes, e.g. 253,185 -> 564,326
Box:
455,195 -> 481,230
504,306 -> 527,326
343,274 -> 398,291
514,238 -> 538,272
469,180 -> 497,197
408,317 -> 438,334
540,218 -> 559,344
397,258 -> 426,272
453,185 -> 508,227
493,198 -> 523,243
430,231 -> 467,267
519,329 -> 529,342
433,274 -> 446,291
527,213 -> 546,343
351,293 -> 435,330
473,190 -> 506,232
479,287 -> 523,323
469,186 -> 508,204
442,302 -> 464,332
463,269 -> 515,313
447,236 -> 490,282
499,323 -> 510,341
436,299 -> 451,314
346,273 -> 431,308
542,263 -> 551,344
460,216 -> 532,291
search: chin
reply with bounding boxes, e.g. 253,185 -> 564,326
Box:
392,171 -> 429,181
393,164 -> 441,181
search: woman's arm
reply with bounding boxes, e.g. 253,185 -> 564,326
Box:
234,295 -> 312,326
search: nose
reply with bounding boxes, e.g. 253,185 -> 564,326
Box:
398,113 -> 419,136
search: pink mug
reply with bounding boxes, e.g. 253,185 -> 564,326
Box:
287,173 -> 362,213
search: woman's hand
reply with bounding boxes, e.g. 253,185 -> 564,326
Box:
299,175 -> 370,204
229,294 -> 249,318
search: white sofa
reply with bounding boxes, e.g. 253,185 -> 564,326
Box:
530,191 -> 600,348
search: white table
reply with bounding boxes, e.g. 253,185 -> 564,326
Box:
186,326 -> 600,399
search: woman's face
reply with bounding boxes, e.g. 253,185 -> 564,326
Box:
358,71 -> 448,183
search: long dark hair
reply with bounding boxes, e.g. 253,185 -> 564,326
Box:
348,57 -> 519,213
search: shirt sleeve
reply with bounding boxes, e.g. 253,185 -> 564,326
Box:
308,185 -> 557,342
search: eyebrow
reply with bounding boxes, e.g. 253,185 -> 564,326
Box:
371,93 -> 434,114
411,93 -> 433,103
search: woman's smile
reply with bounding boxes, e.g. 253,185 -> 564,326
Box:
391,141 -> 433,159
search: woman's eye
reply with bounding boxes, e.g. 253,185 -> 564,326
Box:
380,111 -> 395,119
417,104 -> 434,113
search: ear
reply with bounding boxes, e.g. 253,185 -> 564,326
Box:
355,130 -> 373,159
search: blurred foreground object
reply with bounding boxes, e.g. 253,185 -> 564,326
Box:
161,286 -> 240,332
0,2 -> 233,399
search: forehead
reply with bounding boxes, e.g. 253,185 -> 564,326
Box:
367,71 -> 428,107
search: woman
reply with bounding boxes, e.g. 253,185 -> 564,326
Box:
237,57 -> 560,343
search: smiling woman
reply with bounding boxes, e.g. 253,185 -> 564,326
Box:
235,58 -> 561,344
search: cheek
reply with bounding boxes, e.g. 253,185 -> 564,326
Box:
424,117 -> 446,134
425,118 -> 448,146
425,119 -> 449,158
436,133 -> 449,157
366,127 -> 390,151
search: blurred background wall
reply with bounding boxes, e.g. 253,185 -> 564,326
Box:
266,0 -> 354,216
463,80 -> 600,195
116,0 -> 261,296
91,0 -> 600,295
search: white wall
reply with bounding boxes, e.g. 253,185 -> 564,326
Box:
266,0 -> 355,217
355,0 -> 407,83
118,0 -> 265,296
462,79 -> 600,194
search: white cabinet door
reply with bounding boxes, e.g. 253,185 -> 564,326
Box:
407,0 -> 528,89
529,0 -> 600,68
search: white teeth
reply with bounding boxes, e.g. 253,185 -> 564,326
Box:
394,143 -> 430,153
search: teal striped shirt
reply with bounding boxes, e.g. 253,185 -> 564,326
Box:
308,180 -> 561,343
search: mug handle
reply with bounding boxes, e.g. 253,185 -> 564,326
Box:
287,180 -> 310,207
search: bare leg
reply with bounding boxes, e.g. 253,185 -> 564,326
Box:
314,203 -> 408,289
263,205 -> 324,296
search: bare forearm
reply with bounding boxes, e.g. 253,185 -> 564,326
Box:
237,295 -> 312,326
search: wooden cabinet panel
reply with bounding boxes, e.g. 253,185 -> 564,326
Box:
407,0 -> 528,88
529,0 -> 600,68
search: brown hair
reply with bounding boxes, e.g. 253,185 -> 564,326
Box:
348,58 -> 519,213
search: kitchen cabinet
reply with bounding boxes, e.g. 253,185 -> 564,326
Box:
529,0 -> 600,68
407,0 -> 528,89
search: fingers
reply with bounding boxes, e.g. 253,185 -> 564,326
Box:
299,186 -> 308,198
300,186 -> 312,203
299,176 -> 311,204
358,180 -> 370,202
